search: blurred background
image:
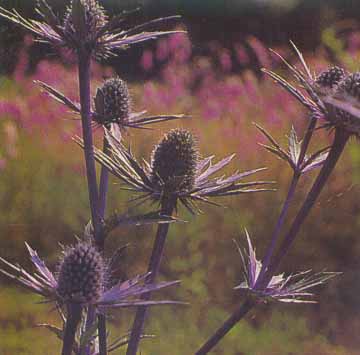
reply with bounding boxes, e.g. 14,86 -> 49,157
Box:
0,0 -> 360,354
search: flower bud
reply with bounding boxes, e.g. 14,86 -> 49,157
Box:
57,242 -> 105,303
151,129 -> 198,194
94,77 -> 131,127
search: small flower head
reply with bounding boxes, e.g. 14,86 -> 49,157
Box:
94,77 -> 131,128
263,43 -> 360,138
315,66 -> 347,94
150,129 -> 198,195
57,242 -> 105,303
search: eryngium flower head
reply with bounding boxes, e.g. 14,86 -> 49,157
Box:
0,0 -> 183,58
77,129 -> 274,213
150,129 -> 198,194
36,79 -> 188,131
315,66 -> 347,94
94,77 -> 131,128
0,242 -> 182,309
263,43 -> 360,137
57,242 -> 105,303
234,231 -> 339,304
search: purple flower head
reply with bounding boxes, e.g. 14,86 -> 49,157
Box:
0,0 -> 184,59
234,231 -> 339,304
0,242 -> 183,310
35,79 -> 188,134
76,128 -> 275,214
263,42 -> 360,138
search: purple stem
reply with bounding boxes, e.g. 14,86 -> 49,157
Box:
77,50 -> 103,355
264,128 -> 349,280
78,51 -> 100,237
256,113 -> 318,285
96,137 -> 111,354
126,196 -> 177,355
62,303 -> 83,355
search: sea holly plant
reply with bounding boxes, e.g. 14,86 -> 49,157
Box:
194,44 -> 358,355
0,1 -> 357,354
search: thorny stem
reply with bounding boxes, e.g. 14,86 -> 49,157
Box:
62,303 -> 83,355
256,113 -> 318,285
126,196 -> 177,355
194,299 -> 256,355
194,126 -> 348,355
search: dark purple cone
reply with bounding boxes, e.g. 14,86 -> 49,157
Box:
57,242 -> 105,303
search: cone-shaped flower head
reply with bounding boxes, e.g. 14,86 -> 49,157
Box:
0,0 -> 183,58
57,242 -> 105,303
150,129 -> 198,195
94,77 -> 131,128
315,66 -> 347,94
263,43 -> 360,137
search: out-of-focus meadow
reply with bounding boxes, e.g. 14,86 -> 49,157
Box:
1,2 -> 360,354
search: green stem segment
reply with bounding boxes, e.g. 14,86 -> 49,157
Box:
62,303 -> 83,355
126,196 -> 177,355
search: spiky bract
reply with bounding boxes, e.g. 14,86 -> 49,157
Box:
150,129 -> 198,194
94,77 -> 131,127
57,242 -> 105,303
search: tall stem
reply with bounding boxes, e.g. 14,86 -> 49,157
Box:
126,196 -> 177,355
256,113 -> 318,286
62,303 -> 83,355
78,50 -> 100,238
77,49 -> 102,355
264,128 -> 349,279
256,174 -> 299,285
